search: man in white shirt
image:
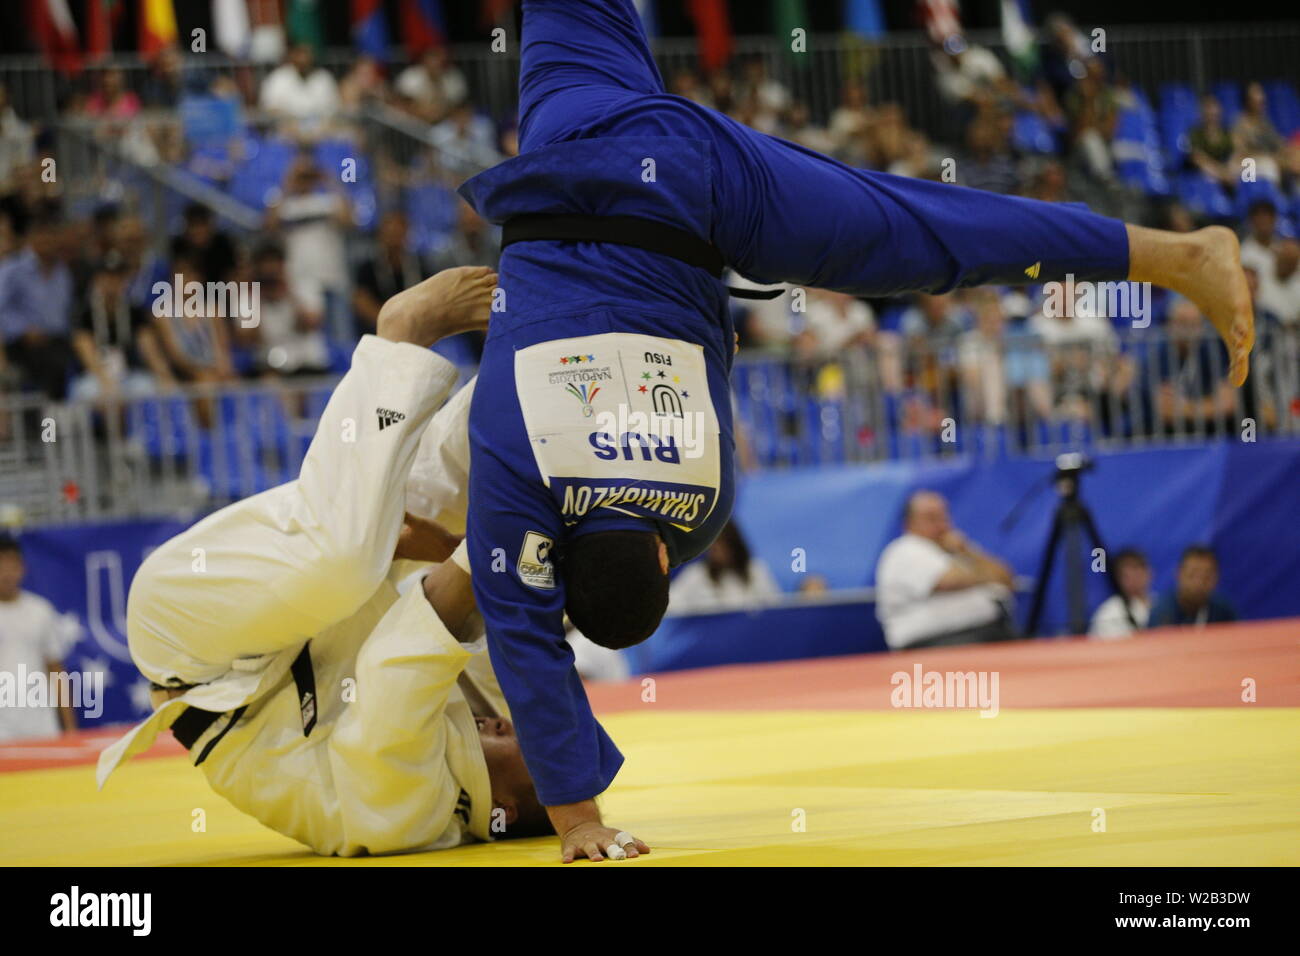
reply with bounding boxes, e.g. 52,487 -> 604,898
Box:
0,534 -> 77,741
259,43 -> 340,130
1255,238 -> 1300,325
875,491 -> 1016,650
1088,548 -> 1152,640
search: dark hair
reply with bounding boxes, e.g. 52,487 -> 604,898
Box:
252,239 -> 286,265
0,533 -> 21,558
496,785 -> 556,841
1113,547 -> 1148,569
561,530 -> 668,650
706,520 -> 752,585
1180,544 -> 1218,566
183,203 -> 213,225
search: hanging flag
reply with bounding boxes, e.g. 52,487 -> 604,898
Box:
1000,0 -> 1038,77
30,0 -> 82,74
138,0 -> 177,55
688,0 -> 732,73
843,0 -> 885,39
85,0 -> 122,60
481,0 -> 514,29
247,0 -> 284,63
916,0 -> 961,46
213,0 -> 251,58
286,0 -> 324,53
773,0 -> 807,60
633,0 -> 658,39
350,0 -> 389,59
403,0 -> 447,57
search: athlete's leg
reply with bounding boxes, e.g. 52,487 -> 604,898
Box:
518,0 -> 664,151
128,269 -> 495,685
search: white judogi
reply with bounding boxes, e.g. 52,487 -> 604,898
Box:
97,336 -> 504,856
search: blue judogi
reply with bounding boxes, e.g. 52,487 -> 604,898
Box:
461,0 -> 1130,806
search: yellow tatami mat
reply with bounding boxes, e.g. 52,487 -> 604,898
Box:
3,708 -> 1296,866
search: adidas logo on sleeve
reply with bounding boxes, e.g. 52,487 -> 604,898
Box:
376,407 -> 407,431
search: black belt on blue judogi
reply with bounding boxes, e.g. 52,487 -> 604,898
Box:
166,642 -> 317,764
500,213 -> 784,300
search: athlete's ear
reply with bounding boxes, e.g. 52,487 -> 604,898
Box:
657,537 -> 669,575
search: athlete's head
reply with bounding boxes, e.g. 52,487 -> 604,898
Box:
477,715 -> 553,839
561,530 -> 670,650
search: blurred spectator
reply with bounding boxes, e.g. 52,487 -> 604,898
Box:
1187,94 -> 1235,187
245,241 -> 330,377
1255,237 -> 1300,325
259,43 -> 340,131
141,46 -> 186,108
785,101 -> 836,155
738,57 -> 791,117
395,48 -> 469,123
1149,545 -> 1238,628
1031,294 -> 1130,424
267,152 -> 352,337
1232,82 -> 1283,183
1039,13 -> 1092,102
670,68 -> 712,108
150,245 -> 236,423
900,292 -> 967,342
958,289 -> 1051,425
669,520 -> 779,612
1152,297 -> 1241,436
1088,547 -> 1153,639
0,534 -> 77,741
0,212 -> 74,400
0,84 -> 35,187
69,250 -> 167,401
429,103 -> 502,174
1238,196 -> 1282,276
828,82 -> 871,165
931,35 -> 1006,112
430,199 -> 500,272
173,203 -> 237,285
353,210 -> 425,335
962,112 -> 1019,194
338,55 -> 387,113
794,288 -> 875,359
875,490 -> 1016,650
84,68 -> 141,120
1063,57 -> 1117,185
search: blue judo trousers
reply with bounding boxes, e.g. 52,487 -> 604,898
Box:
459,0 -> 1130,806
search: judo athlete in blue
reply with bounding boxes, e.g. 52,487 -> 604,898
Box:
458,0 -> 1254,861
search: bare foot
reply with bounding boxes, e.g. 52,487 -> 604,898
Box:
377,266 -> 498,347
1180,227 -> 1255,387
1129,225 -> 1255,387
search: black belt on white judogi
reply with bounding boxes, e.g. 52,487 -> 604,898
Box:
166,642 -> 317,765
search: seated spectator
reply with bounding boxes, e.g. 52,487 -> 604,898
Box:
793,288 -> 876,360
958,289 -> 1051,425
338,55 -> 386,113
395,47 -> 469,123
0,211 -> 74,400
259,43 -> 340,133
1063,57 -> 1118,185
1149,545 -> 1238,628
267,152 -> 352,339
245,241 -> 330,377
669,520 -> 779,613
1232,82 -> 1283,183
0,83 -> 35,187
353,210 -> 426,335
430,199 -> 500,272
785,101 -> 836,156
1187,94 -> 1235,187
149,248 -> 236,425
429,103 -> 502,174
931,34 -> 1006,114
1151,297 -> 1242,436
83,68 -> 141,120
0,534 -> 77,742
875,490 -> 1016,650
828,82 -> 872,165
1239,196 -> 1281,276
1031,294 -> 1130,424
1255,237 -> 1300,325
1088,548 -> 1153,639
961,111 -> 1020,195
173,203 -> 237,285
69,250 -> 167,401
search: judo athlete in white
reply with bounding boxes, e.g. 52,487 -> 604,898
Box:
96,267 -> 557,856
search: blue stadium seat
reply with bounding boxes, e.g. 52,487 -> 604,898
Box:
1158,83 -> 1200,166
1175,171 -> 1233,220
1011,111 -> 1057,155
1210,81 -> 1242,128
1264,80 -> 1300,137
404,182 -> 460,255
1113,106 -> 1169,196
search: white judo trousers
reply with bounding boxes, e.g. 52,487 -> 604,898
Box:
97,336 -> 503,856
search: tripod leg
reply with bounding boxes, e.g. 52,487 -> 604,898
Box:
1025,504 -> 1065,636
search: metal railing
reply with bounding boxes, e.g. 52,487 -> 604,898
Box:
2,327 -> 1295,525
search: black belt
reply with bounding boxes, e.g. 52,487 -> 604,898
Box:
500,213 -> 784,300
166,642 -> 317,764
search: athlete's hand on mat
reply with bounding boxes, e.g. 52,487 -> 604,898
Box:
394,513 -> 462,563
377,266 -> 498,347
559,822 -> 650,863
